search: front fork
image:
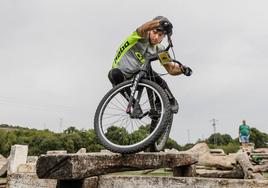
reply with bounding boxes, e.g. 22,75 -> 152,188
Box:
126,71 -> 146,114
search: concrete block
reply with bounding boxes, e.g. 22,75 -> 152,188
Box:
7,145 -> 28,175
17,163 -> 36,174
0,155 -> 6,161
47,150 -> 67,155
0,155 -> 8,176
97,175 -> 268,188
210,149 -> 225,155
164,148 -> 179,153
83,176 -> 98,188
100,149 -> 112,154
27,156 -> 38,163
7,173 -> 57,188
36,152 -> 197,180
77,148 -> 87,154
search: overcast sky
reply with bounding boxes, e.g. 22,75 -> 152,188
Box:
1,0 -> 268,144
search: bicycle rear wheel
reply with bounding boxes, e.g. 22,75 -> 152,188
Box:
94,79 -> 171,154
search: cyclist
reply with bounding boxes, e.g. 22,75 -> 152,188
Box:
108,16 -> 188,113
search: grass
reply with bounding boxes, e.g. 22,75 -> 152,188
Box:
111,169 -> 268,180
109,168 -> 172,177
263,172 -> 268,179
0,177 -> 6,184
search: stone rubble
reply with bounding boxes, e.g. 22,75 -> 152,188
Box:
1,144 -> 267,188
0,154 -> 7,176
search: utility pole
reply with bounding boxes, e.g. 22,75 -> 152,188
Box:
187,129 -> 190,143
59,118 -> 63,133
210,118 -> 218,145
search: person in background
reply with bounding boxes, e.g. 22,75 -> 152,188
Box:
239,120 -> 250,148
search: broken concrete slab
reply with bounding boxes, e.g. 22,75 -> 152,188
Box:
47,150 -> 67,155
210,149 -> 225,155
7,145 -> 28,175
36,152 -> 197,180
0,155 -> 6,162
7,173 -> 57,188
27,156 -> 38,163
0,155 -> 8,176
196,168 -> 244,179
254,148 -> 268,153
97,175 -> 268,188
82,176 -> 98,188
17,163 -> 36,174
76,148 -> 87,154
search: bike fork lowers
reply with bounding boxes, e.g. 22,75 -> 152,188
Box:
126,72 -> 145,114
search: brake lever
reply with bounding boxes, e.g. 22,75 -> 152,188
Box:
167,35 -> 173,48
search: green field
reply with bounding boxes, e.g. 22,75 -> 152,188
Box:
0,177 -> 6,184
112,169 -> 268,180
110,168 -> 172,176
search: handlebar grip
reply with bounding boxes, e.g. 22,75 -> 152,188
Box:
182,67 -> 192,76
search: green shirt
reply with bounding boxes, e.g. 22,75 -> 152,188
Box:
112,31 -> 165,79
239,124 -> 250,136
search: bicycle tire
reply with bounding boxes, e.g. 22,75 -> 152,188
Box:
94,79 -> 171,154
153,112 -> 173,152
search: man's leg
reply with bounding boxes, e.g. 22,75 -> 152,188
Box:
240,136 -> 247,149
245,135 -> 250,148
108,68 -> 125,86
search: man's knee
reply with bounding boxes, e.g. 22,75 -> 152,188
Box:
108,68 -> 125,86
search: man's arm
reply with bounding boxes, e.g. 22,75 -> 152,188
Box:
136,20 -> 160,37
163,62 -> 183,75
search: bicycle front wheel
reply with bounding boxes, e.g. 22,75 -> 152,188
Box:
94,79 -> 171,154
148,112 -> 173,152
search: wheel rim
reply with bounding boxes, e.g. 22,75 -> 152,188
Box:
98,82 -> 165,149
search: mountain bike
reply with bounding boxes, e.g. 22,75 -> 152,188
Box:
94,35 -> 192,154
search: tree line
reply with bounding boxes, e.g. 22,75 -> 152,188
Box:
0,124 -> 267,157
0,125 -> 103,157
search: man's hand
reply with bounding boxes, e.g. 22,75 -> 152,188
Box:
181,66 -> 192,76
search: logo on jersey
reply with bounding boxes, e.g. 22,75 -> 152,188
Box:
114,41 -> 130,63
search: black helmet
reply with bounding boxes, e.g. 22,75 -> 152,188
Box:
153,16 -> 167,21
153,16 -> 173,35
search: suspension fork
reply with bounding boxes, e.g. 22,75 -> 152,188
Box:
146,88 -> 156,111
126,71 -> 146,113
